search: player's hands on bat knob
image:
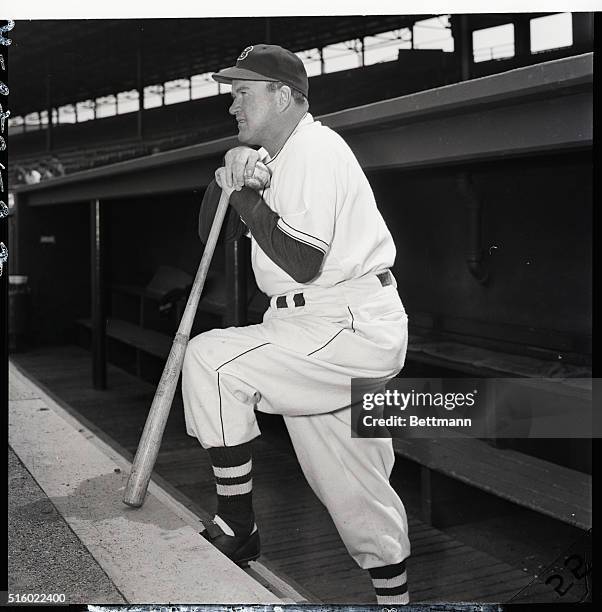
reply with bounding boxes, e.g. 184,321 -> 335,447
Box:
216,162 -> 270,196
224,146 -> 261,190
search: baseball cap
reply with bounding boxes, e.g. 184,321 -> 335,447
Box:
212,44 -> 309,98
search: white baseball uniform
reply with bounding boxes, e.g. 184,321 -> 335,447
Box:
182,113 -> 411,569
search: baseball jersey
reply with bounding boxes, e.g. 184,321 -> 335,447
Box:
253,113 -> 396,297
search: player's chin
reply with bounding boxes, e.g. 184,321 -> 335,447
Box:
236,125 -> 253,144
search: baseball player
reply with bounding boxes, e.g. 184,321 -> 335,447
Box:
182,44 -> 410,605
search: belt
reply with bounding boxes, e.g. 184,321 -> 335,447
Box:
377,270 -> 392,287
275,270 -> 392,309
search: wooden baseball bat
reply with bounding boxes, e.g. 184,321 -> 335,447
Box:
123,190 -> 230,507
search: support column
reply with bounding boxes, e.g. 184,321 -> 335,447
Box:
45,69 -> 53,151
451,14 -> 472,81
224,238 -> 248,327
90,198 -> 106,389
513,15 -> 531,59
7,193 -> 18,276
572,13 -> 594,50
136,41 -> 144,140
458,171 -> 488,285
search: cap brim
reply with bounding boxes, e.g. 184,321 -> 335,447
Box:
212,66 -> 278,84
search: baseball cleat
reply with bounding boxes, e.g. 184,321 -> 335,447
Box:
200,520 -> 260,566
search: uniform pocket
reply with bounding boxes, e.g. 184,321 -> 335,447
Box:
353,288 -> 406,323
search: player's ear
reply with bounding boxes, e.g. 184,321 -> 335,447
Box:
278,85 -> 293,111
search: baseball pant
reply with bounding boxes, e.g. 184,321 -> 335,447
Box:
182,272 -> 411,568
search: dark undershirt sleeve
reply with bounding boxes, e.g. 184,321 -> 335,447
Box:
198,179 -> 247,244
229,187 -> 324,284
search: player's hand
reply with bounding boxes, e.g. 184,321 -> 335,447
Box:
224,146 -> 261,191
215,167 -> 236,198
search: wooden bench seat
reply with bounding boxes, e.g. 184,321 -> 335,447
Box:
393,436 -> 591,530
398,334 -> 592,530
79,270 -> 266,377
78,317 -> 172,360
407,334 -> 592,380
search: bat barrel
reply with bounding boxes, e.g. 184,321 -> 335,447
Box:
123,335 -> 188,506
122,191 -> 230,508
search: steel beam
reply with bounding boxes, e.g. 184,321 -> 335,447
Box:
342,92 -> 592,172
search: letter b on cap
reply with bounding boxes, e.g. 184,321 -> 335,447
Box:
238,46 -> 254,60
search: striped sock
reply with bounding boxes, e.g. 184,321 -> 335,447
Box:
208,443 -> 254,536
369,560 -> 410,605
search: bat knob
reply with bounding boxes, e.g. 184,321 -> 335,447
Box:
244,161 -> 271,190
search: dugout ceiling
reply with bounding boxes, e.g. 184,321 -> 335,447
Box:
9,14 -> 551,116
